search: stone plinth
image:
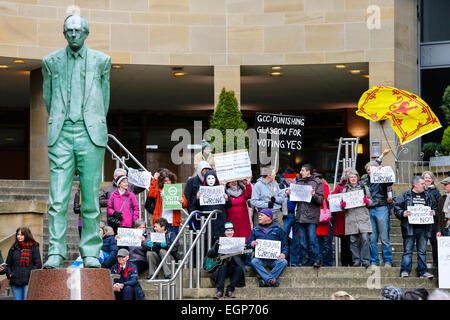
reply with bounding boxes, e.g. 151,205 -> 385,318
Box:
26,268 -> 115,300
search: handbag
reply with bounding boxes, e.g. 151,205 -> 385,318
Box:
319,199 -> 331,223
107,195 -> 129,229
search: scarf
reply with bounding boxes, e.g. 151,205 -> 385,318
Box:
444,193 -> 450,219
19,241 -> 35,267
226,186 -> 243,198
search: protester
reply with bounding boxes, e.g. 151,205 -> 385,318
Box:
195,169 -> 231,243
100,225 -> 118,269
225,177 -> 252,242
144,217 -> 178,280
100,168 -> 145,208
193,140 -> 215,175
247,209 -> 288,287
73,185 -> 82,239
394,176 -> 436,279
330,291 -> 355,300
332,167 -> 353,266
184,161 -> 213,221
148,169 -> 188,235
289,164 -> 324,268
362,149 -> 393,268
128,219 -> 150,275
317,176 -> 333,267
380,286 -> 403,300
207,222 -> 246,299
110,248 -> 145,300
279,168 -> 300,266
107,174 -> 140,233
4,227 -> 42,300
423,171 -> 441,267
145,168 -> 166,215
251,165 -> 287,229
437,177 -> 450,237
402,290 -> 426,300
341,169 -> 373,268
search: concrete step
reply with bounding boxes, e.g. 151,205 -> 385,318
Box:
0,179 -> 50,188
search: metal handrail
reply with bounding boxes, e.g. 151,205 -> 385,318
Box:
147,209 -> 221,300
0,232 -> 15,244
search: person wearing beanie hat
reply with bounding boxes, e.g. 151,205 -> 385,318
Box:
193,140 -> 215,176
207,221 -> 247,299
246,207 -> 288,287
380,286 -> 403,300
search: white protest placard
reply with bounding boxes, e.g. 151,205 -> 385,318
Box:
289,184 -> 312,202
150,232 -> 166,243
218,237 -> 246,254
117,227 -> 143,247
329,193 -> 344,213
127,167 -> 152,189
407,206 -> 434,224
199,186 -> 226,206
370,166 -> 396,184
255,239 -> 281,260
438,237 -> 450,288
213,150 -> 252,183
342,190 -> 365,209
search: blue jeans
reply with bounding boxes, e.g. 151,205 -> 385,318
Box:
369,206 -> 393,265
350,232 -> 371,265
282,213 -> 297,265
114,285 -> 135,300
250,257 -> 288,283
318,219 -> 334,267
400,227 -> 428,276
11,285 -> 28,300
290,222 -> 305,266
298,223 -> 321,264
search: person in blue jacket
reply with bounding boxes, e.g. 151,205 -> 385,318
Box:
100,225 -> 118,269
247,209 -> 288,287
110,248 -> 145,300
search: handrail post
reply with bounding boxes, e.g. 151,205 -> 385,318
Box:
189,230 -> 193,288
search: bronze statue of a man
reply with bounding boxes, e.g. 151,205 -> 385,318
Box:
41,14 -> 111,268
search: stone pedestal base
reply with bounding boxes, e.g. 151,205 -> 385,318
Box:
26,268 -> 115,300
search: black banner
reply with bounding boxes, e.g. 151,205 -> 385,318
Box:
254,112 -> 305,152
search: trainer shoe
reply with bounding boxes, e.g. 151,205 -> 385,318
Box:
214,291 -> 223,299
258,279 -> 267,287
384,263 -> 392,268
400,272 -> 409,278
420,272 -> 434,279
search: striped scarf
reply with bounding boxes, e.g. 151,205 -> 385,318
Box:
19,241 -> 35,267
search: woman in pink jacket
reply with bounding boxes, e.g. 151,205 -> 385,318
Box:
225,177 -> 252,242
107,175 -> 140,231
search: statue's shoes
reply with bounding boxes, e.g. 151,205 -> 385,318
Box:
83,257 -> 101,268
43,255 -> 64,269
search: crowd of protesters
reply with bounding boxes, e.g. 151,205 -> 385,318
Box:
3,144 -> 450,301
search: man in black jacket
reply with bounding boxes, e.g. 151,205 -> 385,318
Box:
394,176 -> 436,279
363,149 -> 393,267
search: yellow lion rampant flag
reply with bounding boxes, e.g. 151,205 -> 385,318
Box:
356,86 -> 442,145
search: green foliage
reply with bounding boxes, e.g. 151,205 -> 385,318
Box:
422,142 -> 442,159
440,85 -> 450,126
209,88 -> 249,153
441,126 -> 450,154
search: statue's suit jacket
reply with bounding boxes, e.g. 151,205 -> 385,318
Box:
41,46 -> 111,147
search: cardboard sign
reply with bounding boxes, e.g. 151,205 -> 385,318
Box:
438,237 -> 450,288
117,228 -> 143,247
163,184 -> 182,210
370,166 -> 396,183
329,193 -> 344,213
342,190 -> 365,209
218,237 -> 246,254
254,112 -> 305,152
289,184 -> 312,202
127,167 -> 152,189
407,206 -> 434,224
255,239 -> 281,260
150,232 -> 166,243
214,150 -> 252,183
199,186 -> 226,206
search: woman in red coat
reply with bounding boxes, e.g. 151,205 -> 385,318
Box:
316,178 -> 331,266
332,168 -> 352,266
225,177 -> 252,242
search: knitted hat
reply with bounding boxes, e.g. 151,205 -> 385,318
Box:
283,167 -> 297,179
202,140 -> 211,152
260,208 -> 273,220
224,222 -> 234,230
380,286 -> 403,300
115,174 -> 127,186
